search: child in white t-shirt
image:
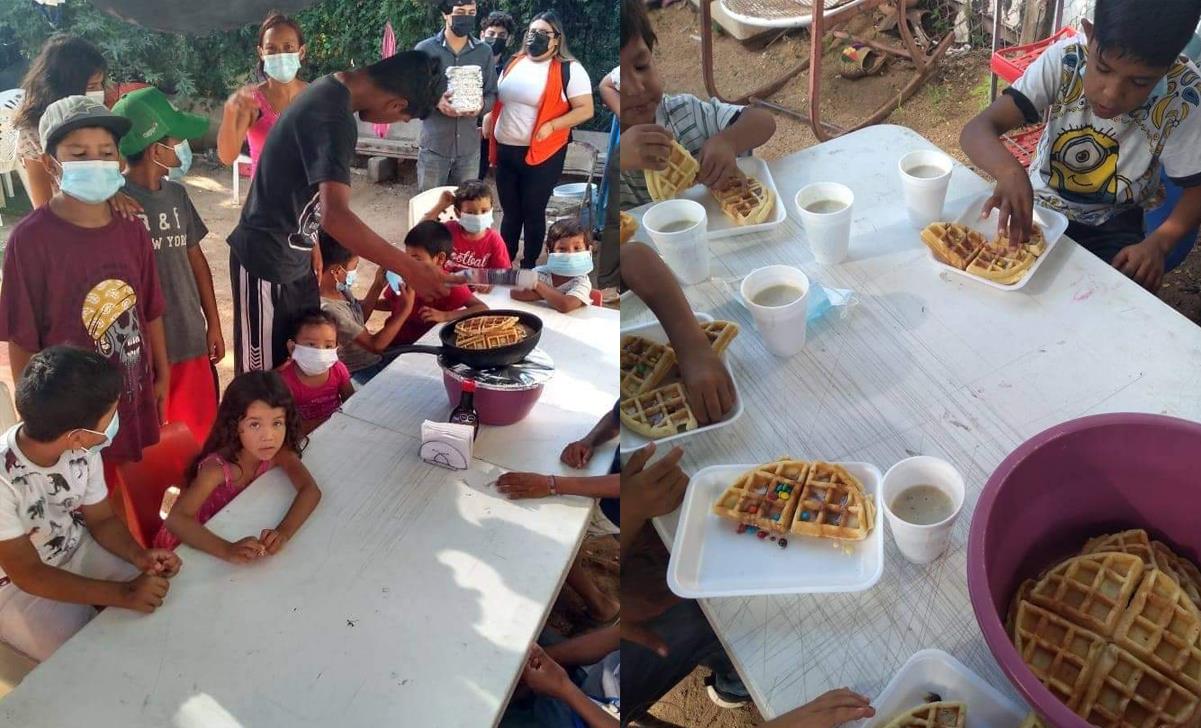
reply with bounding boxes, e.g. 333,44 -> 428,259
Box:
599,65 -> 620,116
0,347 -> 181,662
512,219 -> 593,313
960,0 -> 1201,291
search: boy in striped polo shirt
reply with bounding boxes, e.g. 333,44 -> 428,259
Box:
618,0 -> 776,210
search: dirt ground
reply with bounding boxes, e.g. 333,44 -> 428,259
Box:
640,3 -> 1201,726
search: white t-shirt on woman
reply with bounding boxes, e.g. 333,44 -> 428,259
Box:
495,56 -> 591,147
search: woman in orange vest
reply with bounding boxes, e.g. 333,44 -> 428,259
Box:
484,11 -> 594,269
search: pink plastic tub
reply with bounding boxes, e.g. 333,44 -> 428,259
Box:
967,413 -> 1201,727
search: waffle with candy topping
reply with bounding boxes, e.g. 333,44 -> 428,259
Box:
619,382 -> 696,439
620,335 -> 676,398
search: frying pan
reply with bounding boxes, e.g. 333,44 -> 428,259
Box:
386,309 -> 543,369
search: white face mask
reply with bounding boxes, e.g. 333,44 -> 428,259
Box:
459,211 -> 493,234
291,344 -> 340,376
85,89 -> 106,106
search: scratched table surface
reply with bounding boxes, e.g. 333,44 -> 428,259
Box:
1,296 -> 619,727
623,124 -> 1201,720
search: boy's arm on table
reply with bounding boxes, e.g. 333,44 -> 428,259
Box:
0,535 -> 154,611
759,689 -> 875,728
164,465 -> 255,561
959,94 -> 1037,244
697,106 -> 777,189
544,624 -> 619,667
187,246 -> 225,363
531,282 -> 585,313
147,318 -> 171,423
620,242 -> 734,424
423,294 -> 489,324
496,473 -> 618,499
82,498 -> 150,566
320,181 -> 453,298
272,448 -> 322,545
510,286 -> 543,302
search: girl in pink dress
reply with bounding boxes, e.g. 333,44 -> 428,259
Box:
154,371 -> 322,563
216,12 -> 309,177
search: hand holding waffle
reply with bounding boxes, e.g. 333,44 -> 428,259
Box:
697,134 -> 740,190
676,339 -> 735,425
620,123 -> 674,172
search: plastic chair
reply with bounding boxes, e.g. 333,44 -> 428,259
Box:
407,185 -> 458,229
0,88 -> 24,222
0,383 -> 17,432
114,422 -> 201,548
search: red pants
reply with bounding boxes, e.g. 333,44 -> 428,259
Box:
167,356 -> 218,447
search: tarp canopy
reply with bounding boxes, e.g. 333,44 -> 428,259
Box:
86,0 -> 321,34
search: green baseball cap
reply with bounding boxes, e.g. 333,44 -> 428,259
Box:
111,87 -> 209,157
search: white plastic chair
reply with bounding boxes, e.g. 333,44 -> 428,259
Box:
0,383 -> 15,432
0,89 -> 24,223
232,153 -> 251,205
407,185 -> 458,229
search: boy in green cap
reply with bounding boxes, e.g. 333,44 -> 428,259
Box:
112,87 -> 221,445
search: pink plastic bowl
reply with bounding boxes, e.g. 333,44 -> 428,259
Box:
442,373 -> 543,426
967,413 -> 1201,727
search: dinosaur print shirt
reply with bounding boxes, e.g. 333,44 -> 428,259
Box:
0,425 -> 108,584
1007,38 -> 1201,226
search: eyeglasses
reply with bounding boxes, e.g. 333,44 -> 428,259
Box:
527,29 -> 558,39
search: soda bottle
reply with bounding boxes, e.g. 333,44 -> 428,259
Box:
449,380 -> 480,439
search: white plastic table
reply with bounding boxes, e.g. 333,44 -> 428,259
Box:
0,297 -> 619,727
624,124 -> 1201,720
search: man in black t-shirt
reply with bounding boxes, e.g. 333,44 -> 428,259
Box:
227,50 -> 450,374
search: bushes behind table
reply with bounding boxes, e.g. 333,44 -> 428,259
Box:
0,0 -> 617,131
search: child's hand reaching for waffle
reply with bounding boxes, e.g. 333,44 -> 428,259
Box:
677,345 -> 735,425
761,689 -> 875,728
697,135 -> 740,190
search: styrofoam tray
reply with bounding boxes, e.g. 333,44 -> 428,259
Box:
856,649 -> 1028,728
658,461 -> 884,598
629,156 -> 786,240
926,194 -> 1069,291
620,313 -> 744,451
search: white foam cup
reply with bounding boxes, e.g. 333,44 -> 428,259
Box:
795,183 -> 854,265
881,456 -> 966,564
643,199 -> 710,285
739,265 -> 810,357
898,150 -> 953,228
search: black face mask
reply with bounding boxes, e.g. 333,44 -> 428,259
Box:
485,36 -> 507,54
450,14 -> 475,38
526,31 -> 551,58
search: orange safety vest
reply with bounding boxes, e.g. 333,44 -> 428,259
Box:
489,55 -> 572,167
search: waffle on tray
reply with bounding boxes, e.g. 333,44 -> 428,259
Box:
712,459 -> 874,546
921,221 -> 1048,286
619,318 -> 739,441
1008,533 -> 1201,725
618,382 -> 697,439
711,174 -> 775,226
881,701 -> 966,728
644,140 -> 699,202
620,335 -> 677,398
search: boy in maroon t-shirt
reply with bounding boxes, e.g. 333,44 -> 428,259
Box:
422,180 -> 511,285
382,221 -> 489,346
0,97 -> 169,464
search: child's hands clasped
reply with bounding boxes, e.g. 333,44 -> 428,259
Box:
620,123 -> 674,171
677,347 -> 735,426
419,308 -> 451,324
121,572 -> 171,613
224,536 -> 268,563
259,528 -> 288,555
520,644 -> 571,698
984,168 -> 1035,246
135,548 -> 182,578
766,689 -> 875,728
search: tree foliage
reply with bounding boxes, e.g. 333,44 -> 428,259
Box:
0,0 -> 617,128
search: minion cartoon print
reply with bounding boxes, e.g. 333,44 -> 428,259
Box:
81,279 -> 144,400
1048,126 -> 1132,205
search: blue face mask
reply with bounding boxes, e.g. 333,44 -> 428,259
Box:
157,140 -> 193,182
80,411 -> 120,454
57,160 -> 125,204
546,250 -> 593,277
262,52 -> 302,83
336,268 -> 358,293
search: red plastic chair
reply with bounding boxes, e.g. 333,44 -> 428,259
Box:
114,422 -> 201,548
590,289 -> 603,307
